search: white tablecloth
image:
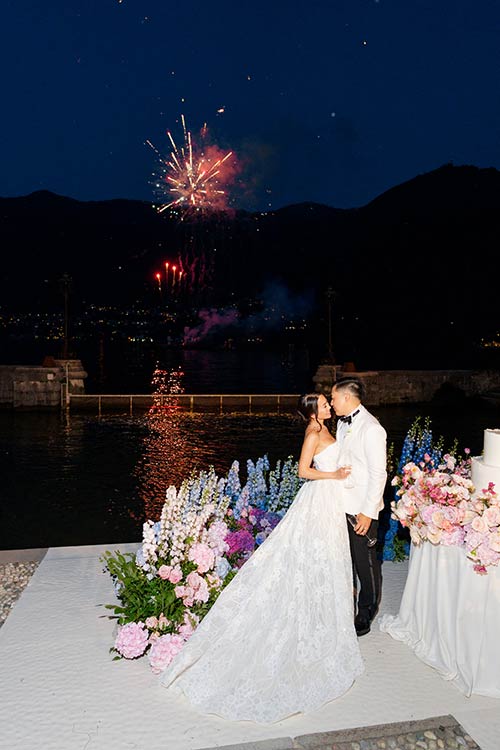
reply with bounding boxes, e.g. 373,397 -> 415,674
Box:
379,542 -> 500,698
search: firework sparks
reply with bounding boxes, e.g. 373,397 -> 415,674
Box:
148,114 -> 237,214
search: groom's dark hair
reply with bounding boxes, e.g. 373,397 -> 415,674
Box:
333,376 -> 365,401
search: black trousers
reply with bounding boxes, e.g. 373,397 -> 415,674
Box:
346,516 -> 382,619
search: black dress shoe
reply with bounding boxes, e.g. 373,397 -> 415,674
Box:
354,614 -> 371,637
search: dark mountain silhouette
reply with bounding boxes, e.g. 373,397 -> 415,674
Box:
0,163 -> 499,369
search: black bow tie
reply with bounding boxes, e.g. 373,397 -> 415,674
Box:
339,409 -> 359,425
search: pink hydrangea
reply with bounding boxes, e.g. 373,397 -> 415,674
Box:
188,542 -> 215,573
207,520 -> 229,555
440,527 -> 465,547
114,622 -> 149,659
148,633 -> 185,674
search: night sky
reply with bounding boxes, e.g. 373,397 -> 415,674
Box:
1,0 -> 499,211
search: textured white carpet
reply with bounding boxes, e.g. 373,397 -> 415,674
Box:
0,544 -> 499,750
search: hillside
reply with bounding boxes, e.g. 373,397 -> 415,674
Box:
1,163 -> 499,368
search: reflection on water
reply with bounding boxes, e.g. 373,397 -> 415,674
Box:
135,364 -> 193,520
135,411 -> 191,522
0,397 -> 498,550
85,346 -> 313,395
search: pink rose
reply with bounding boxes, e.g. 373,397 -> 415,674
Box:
483,506 -> 500,527
175,584 -> 195,606
206,572 -> 221,588
174,584 -> 184,599
186,570 -> 203,588
185,571 -> 210,603
168,566 -> 183,584
471,515 -> 489,534
195,579 -> 209,602
177,612 -> 199,639
145,616 -> 158,629
158,565 -> 172,580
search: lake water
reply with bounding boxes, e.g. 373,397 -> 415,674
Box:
81,345 -> 315,394
1,397 -> 498,550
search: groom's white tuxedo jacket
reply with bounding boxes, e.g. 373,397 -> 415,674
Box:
336,404 -> 387,520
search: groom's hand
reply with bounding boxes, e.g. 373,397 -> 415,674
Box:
354,513 -> 372,536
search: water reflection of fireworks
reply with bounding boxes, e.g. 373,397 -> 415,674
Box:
132,366 -> 187,519
149,365 -> 185,415
147,115 -> 237,214
132,410 -> 302,524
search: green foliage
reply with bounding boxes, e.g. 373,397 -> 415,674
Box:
392,534 -> 410,563
101,549 -> 184,626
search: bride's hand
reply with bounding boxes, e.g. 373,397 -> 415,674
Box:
334,466 -> 351,480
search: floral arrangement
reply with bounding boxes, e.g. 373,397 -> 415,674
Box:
462,482 -> 500,574
387,417 -> 500,575
101,454 -> 304,669
391,452 -> 474,546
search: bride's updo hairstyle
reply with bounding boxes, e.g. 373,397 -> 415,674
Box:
297,393 -> 321,430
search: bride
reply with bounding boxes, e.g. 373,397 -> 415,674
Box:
160,393 -> 364,722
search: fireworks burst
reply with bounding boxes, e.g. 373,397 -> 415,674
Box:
147,115 -> 237,214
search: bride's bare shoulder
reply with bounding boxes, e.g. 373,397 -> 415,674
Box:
303,425 -> 321,444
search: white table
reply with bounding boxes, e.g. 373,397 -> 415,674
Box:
379,542 -> 500,698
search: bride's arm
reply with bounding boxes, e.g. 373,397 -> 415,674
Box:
298,433 -> 349,481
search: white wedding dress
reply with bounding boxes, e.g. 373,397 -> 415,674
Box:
160,441 -> 364,722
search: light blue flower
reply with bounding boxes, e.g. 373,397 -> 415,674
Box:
215,557 -> 231,579
135,548 -> 146,568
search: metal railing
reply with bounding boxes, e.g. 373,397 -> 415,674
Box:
64,391 -> 301,416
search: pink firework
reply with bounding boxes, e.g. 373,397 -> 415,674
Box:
147,115 -> 238,214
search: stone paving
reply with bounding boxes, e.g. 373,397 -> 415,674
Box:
0,561 -> 40,628
198,715 -> 481,750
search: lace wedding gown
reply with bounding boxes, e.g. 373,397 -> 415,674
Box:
160,441 -> 364,722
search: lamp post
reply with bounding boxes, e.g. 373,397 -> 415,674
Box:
326,286 -> 336,364
59,273 -> 72,359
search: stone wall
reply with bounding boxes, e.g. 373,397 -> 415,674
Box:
313,366 -> 500,406
0,359 -> 87,409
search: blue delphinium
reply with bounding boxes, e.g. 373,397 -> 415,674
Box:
233,485 -> 251,520
274,456 -> 305,513
225,460 -> 241,503
268,459 -> 281,508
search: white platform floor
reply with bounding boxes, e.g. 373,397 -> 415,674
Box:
1,544 -> 499,750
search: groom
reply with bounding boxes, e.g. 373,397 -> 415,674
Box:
331,376 -> 387,636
